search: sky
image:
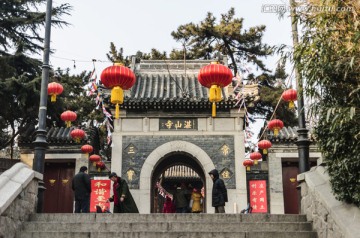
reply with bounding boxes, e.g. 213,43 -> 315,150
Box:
47,0 -> 295,76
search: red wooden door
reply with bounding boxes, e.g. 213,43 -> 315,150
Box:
43,161 -> 75,213
282,165 -> 299,214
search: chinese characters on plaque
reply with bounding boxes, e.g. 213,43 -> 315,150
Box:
249,180 -> 268,213
159,118 -> 197,130
90,180 -> 111,213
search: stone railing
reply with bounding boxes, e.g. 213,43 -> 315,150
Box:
298,163 -> 360,238
0,163 -> 42,238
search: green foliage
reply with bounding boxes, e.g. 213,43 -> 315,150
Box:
171,8 -> 274,76
294,0 -> 360,206
106,42 -> 130,66
0,52 -> 42,153
140,49 -> 168,60
0,0 -> 71,54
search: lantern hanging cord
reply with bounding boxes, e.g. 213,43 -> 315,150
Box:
162,59 -> 187,96
257,94 -> 282,142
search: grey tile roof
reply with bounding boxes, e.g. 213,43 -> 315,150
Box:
18,125 -> 91,146
266,126 -> 315,143
122,60 -> 238,111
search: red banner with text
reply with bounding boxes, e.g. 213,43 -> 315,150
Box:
249,180 -> 268,213
90,180 -> 111,213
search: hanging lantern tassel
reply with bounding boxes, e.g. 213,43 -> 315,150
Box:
51,94 -> 57,102
209,85 -> 221,117
111,86 -> 124,119
274,128 -> 279,137
288,100 -> 295,109
246,166 -> 250,171
263,148 -> 268,154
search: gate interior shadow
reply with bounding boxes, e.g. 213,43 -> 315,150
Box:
151,152 -> 206,213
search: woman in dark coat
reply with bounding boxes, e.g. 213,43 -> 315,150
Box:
108,172 -> 139,213
208,169 -> 228,213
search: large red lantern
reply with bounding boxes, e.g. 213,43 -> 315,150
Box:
81,144 -> 93,155
243,159 -> 254,171
100,63 -> 136,119
89,154 -> 101,167
258,140 -> 272,154
250,152 -> 262,165
268,119 -> 284,137
96,161 -> 106,172
61,110 -> 77,128
47,82 -> 63,102
70,128 -> 85,143
198,62 -> 233,117
282,89 -> 297,109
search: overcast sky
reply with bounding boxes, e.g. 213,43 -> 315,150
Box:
47,0 -> 294,76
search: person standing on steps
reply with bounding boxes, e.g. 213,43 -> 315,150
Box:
208,169 -> 228,213
107,172 -> 139,213
72,166 -> 91,213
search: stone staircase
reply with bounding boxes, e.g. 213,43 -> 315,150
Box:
16,213 -> 317,238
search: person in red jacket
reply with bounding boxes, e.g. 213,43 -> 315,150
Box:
162,196 -> 175,213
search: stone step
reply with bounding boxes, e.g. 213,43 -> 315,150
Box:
21,221 -> 313,232
17,231 -> 318,238
28,213 -> 308,223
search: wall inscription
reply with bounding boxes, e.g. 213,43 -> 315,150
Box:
159,118 -> 197,130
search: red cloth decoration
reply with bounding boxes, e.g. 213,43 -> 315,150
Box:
61,110 -> 77,127
70,128 -> 85,143
47,82 -> 63,102
100,64 -> 136,90
268,119 -> 284,136
250,152 -> 262,165
258,140 -> 272,154
198,63 -> 233,88
81,144 -> 93,154
282,89 -> 297,109
89,154 -> 101,167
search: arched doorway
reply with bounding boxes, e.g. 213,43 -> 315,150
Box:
151,152 -> 206,213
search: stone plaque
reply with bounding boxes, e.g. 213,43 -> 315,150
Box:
159,118 -> 197,130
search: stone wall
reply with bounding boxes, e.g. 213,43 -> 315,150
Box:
298,164 -> 360,238
0,163 -> 42,238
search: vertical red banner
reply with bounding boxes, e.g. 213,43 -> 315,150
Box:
249,180 -> 268,213
90,180 -> 111,213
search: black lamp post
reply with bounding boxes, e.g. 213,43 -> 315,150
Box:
32,0 -> 53,213
290,0 -> 310,173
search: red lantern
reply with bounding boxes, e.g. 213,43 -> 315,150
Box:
89,154 -> 101,167
47,82 -> 63,102
96,161 -> 106,172
100,63 -> 136,119
81,144 -> 93,155
258,140 -> 272,154
268,119 -> 284,137
198,62 -> 233,117
282,89 -> 297,109
243,159 -> 254,171
70,129 -> 85,143
61,110 -> 77,128
250,152 -> 262,165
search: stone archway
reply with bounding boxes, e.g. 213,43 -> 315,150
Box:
138,140 -> 215,213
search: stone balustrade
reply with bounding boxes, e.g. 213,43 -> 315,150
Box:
298,163 -> 360,238
0,163 -> 42,238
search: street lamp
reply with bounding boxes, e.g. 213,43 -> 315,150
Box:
32,0 -> 53,213
289,0 -> 310,173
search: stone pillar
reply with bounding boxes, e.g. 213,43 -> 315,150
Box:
268,151 -> 285,214
111,119 -> 123,175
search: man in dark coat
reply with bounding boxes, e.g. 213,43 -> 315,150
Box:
209,169 -> 228,213
71,166 -> 91,213
107,172 -> 139,213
